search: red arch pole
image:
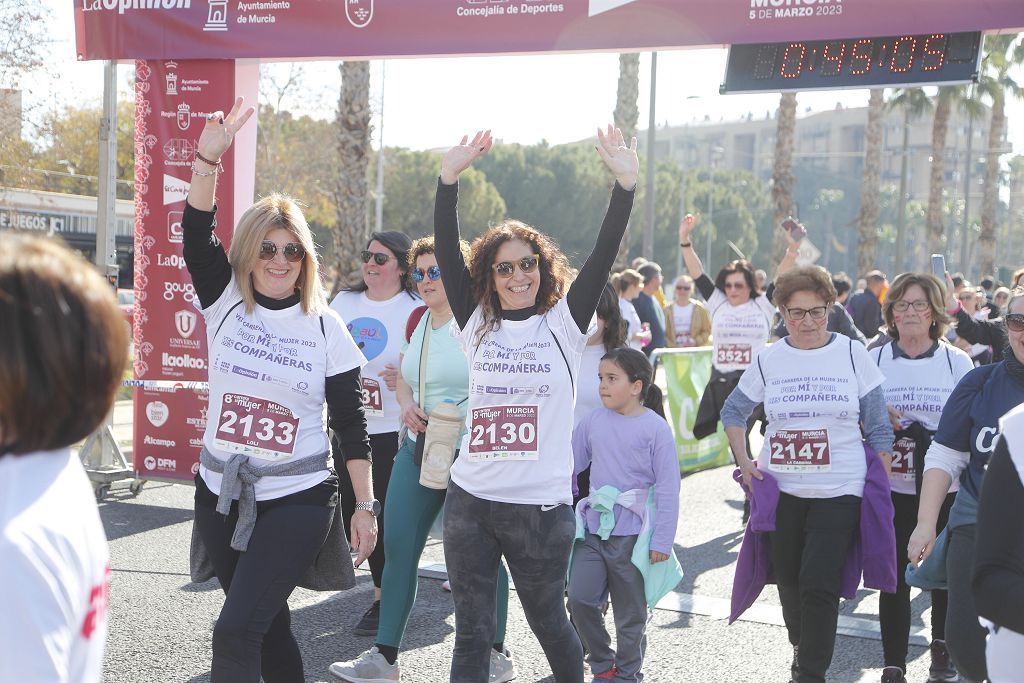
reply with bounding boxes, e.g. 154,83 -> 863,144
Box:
129,58 -> 258,485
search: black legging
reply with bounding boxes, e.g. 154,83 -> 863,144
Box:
338,431 -> 398,587
194,478 -> 334,683
879,491 -> 955,672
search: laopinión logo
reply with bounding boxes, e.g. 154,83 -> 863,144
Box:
81,0 -> 192,15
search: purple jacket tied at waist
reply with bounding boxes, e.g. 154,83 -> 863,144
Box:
729,443 -> 896,624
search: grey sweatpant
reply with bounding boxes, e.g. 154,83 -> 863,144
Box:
443,481 -> 583,683
567,533 -> 649,683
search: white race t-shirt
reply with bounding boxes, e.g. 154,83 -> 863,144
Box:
330,290 -> 421,435
672,302 -> 696,347
452,298 -> 591,505
874,340 -> 973,494
619,298 -> 644,351
201,275 -> 365,500
1,449 -> 110,683
708,289 -> 776,372
738,335 -> 885,498
574,343 -> 607,428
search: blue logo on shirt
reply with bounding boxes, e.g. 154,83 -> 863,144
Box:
347,317 -> 388,361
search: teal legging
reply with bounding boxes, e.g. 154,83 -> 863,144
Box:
378,436 -> 509,648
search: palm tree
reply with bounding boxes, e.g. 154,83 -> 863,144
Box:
855,89 -> 884,276
886,87 -> 932,272
1007,155 -> 1024,271
925,86 -> 969,262
771,91 -> 797,268
332,61 -> 372,295
977,34 -> 1024,276
613,53 -> 640,268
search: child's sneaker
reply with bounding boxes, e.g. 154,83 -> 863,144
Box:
592,666 -> 617,681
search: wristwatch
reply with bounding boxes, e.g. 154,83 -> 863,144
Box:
355,499 -> 382,517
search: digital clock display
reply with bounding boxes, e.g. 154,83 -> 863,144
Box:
722,32 -> 981,93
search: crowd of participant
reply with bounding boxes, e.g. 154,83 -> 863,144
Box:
2,97 -> 1023,683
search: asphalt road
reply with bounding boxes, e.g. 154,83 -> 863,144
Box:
95,407 -> 943,683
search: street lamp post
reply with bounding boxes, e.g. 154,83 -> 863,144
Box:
643,52 -> 657,260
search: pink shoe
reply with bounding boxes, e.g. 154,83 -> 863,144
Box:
592,666 -> 617,680
441,579 -> 452,592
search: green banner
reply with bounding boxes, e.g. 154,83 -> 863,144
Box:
658,349 -> 732,473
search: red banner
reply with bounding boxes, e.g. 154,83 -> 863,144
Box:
75,1 -> 1024,62
131,58 -> 257,482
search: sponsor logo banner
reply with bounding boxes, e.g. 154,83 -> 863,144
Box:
76,0 -> 1022,62
131,59 -> 242,482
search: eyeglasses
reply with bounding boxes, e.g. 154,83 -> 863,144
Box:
958,293 -> 976,301
784,305 -> 829,321
676,285 -> 692,291
412,265 -> 442,283
259,241 -> 305,262
723,282 -> 748,290
493,255 -> 539,278
892,300 -> 931,313
361,250 -> 392,266
1006,313 -> 1024,332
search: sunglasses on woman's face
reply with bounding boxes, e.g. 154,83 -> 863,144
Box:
360,250 -> 392,266
493,255 -> 539,278
412,265 -> 442,283
259,241 -> 305,263
1006,313 -> 1024,332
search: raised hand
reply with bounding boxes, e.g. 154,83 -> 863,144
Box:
679,213 -> 699,243
596,125 -> 639,190
440,130 -> 493,185
196,96 -> 255,163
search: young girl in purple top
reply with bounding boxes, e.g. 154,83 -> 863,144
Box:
569,348 -> 681,682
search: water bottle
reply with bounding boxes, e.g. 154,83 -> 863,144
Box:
419,399 -> 463,490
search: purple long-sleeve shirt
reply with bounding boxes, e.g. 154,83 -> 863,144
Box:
572,407 -> 681,554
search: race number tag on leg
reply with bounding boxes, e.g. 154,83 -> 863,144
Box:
769,428 -> 832,472
215,393 -> 299,462
716,343 -> 752,366
890,436 -> 916,481
468,405 -> 539,461
360,377 -> 384,417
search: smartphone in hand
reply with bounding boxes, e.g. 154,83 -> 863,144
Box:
931,254 -> 946,279
782,217 -> 807,242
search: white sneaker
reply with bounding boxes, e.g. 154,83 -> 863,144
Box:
489,647 -> 516,682
329,647 -> 400,683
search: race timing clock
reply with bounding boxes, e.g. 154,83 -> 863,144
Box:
722,32 -> 982,93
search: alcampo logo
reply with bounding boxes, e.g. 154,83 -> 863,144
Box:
143,435 -> 176,448
162,352 -> 207,369
82,0 -> 191,14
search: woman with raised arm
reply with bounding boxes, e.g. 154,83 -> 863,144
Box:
434,127 -> 637,683
681,213 -> 798,522
183,98 -> 376,683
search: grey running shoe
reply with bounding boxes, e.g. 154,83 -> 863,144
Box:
329,647 -> 400,683
489,647 -> 516,682
352,600 -> 380,637
928,639 -> 959,681
881,666 -> 907,683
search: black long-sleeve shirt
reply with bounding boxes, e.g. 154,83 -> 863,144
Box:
433,178 -> 634,331
973,434 -> 1024,633
954,308 -> 1008,363
181,201 -> 370,461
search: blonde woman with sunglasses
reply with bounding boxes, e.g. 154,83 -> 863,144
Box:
182,98 -> 376,683
330,230 -> 421,637
433,127 -> 637,683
